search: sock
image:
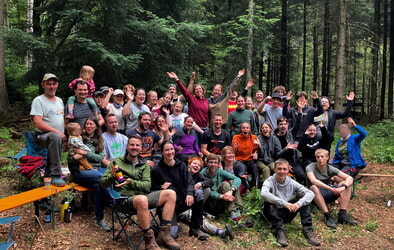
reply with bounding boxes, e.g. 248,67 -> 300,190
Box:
142,227 -> 151,233
161,220 -> 171,226
324,212 -> 330,217
339,209 -> 347,213
215,228 -> 224,236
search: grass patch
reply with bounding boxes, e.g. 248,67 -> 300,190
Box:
365,218 -> 378,232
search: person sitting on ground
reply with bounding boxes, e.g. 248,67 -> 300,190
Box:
221,146 -> 249,193
201,114 -> 231,157
100,136 -> 181,250
261,159 -> 320,247
177,157 -> 234,240
151,141 -> 209,241
66,122 -> 93,170
332,118 -> 367,177
231,122 -> 260,188
256,122 -> 283,181
306,149 -> 358,229
201,154 -> 251,228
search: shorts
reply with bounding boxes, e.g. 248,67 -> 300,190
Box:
319,186 -> 339,204
129,190 -> 162,210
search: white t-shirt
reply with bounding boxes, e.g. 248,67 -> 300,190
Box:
30,94 -> 64,132
102,132 -> 128,161
169,113 -> 189,130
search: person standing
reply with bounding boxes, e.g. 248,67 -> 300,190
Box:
102,114 -> 128,167
123,88 -> 150,135
226,95 -> 258,137
30,73 -> 66,186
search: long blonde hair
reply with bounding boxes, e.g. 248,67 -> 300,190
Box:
79,65 -> 95,81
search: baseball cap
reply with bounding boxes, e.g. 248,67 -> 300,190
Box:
93,91 -> 104,97
42,73 -> 58,81
113,89 -> 124,96
272,93 -> 282,100
100,86 -> 110,92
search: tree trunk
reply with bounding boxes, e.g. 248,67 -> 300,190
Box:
280,0 -> 288,89
334,0 -> 346,113
246,0 -> 254,95
321,0 -> 330,96
380,0 -> 388,119
301,0 -> 307,91
0,0 -> 10,115
388,0 -> 394,116
312,12 -> 318,91
258,52 -> 264,91
369,0 -> 380,119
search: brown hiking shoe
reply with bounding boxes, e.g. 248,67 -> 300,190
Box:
144,229 -> 160,250
157,224 -> 181,250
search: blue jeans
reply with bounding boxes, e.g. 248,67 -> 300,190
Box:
73,168 -> 107,220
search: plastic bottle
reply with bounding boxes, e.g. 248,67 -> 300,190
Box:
64,206 -> 72,223
60,198 -> 69,222
113,161 -> 125,183
44,210 -> 51,223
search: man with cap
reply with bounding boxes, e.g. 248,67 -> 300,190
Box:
30,73 -> 66,186
257,93 -> 283,130
108,89 -> 126,134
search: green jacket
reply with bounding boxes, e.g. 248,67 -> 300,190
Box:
67,137 -> 104,172
100,156 -> 151,197
201,168 -> 241,199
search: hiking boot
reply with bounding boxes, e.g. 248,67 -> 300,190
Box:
221,224 -> 234,240
302,227 -> 321,246
157,224 -> 181,250
144,229 -> 160,250
324,213 -> 337,229
189,227 -> 209,241
51,176 -> 65,187
276,229 -> 288,247
338,211 -> 358,226
96,219 -> 111,232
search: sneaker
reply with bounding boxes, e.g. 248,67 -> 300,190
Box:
96,219 -> 111,232
189,227 -> 209,241
276,229 -> 288,247
51,176 -> 66,187
302,227 -> 321,246
324,213 -> 337,229
338,211 -> 358,226
222,224 -> 234,240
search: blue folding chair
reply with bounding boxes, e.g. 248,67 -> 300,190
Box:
0,216 -> 21,250
107,187 -> 159,250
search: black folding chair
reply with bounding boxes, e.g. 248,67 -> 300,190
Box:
107,187 -> 159,250
0,216 -> 21,250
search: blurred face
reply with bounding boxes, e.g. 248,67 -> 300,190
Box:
94,94 -> 104,105
213,115 -> 223,128
127,138 -> 142,158
307,125 -> 317,138
297,96 -> 307,106
138,114 -> 151,131
168,86 -> 177,95
173,103 -> 183,114
163,94 -> 171,105
212,86 -> 222,98
70,125 -> 81,136
241,123 -> 251,136
114,94 -> 124,104
41,79 -> 58,97
246,98 -> 254,109
261,124 -> 272,136
188,159 -> 202,175
184,118 -> 194,130
75,83 -> 88,99
194,85 -> 204,97
224,149 -> 235,162
106,116 -> 118,133
278,121 -> 288,134
274,163 -> 289,183
255,91 -> 264,102
316,153 -> 329,166
207,159 -> 219,173
236,97 -> 245,109
321,98 -> 330,111
339,126 -> 351,139
135,90 -> 146,105
84,119 -> 97,135
162,143 -> 175,161
148,92 -> 158,105
276,90 -> 285,96
156,117 -> 165,130
271,98 -> 280,108
231,91 -> 238,100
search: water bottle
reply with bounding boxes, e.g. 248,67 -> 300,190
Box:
60,198 -> 69,222
113,161 -> 124,183
64,206 -> 72,223
44,210 -> 51,223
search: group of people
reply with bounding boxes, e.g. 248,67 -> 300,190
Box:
29,65 -> 367,248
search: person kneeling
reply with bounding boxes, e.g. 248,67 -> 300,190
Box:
100,136 -> 180,250
261,159 -> 320,247
306,148 -> 358,229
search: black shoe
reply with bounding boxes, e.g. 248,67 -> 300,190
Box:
189,227 -> 209,241
338,211 -> 358,226
222,224 -> 234,240
325,213 -> 337,229
302,227 -> 321,246
276,229 -> 288,247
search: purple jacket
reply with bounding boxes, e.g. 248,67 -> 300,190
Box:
172,128 -> 200,155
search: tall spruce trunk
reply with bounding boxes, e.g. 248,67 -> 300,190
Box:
369,0 -> 381,119
0,0 -> 10,116
334,0 -> 346,113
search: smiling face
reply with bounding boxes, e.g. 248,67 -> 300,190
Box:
172,103 -> 183,114
212,85 -> 223,99
246,97 -> 254,110
138,114 -> 151,131
255,91 -> 264,102
127,137 -> 142,158
207,159 -> 219,174
213,115 -> 223,129
84,119 -> 97,136
184,117 -> 194,130
261,123 -> 272,136
271,97 -> 281,108
75,83 -> 89,100
241,122 -> 251,136
236,96 -> 246,109
148,92 -> 158,105
163,93 -> 172,105
321,97 -> 330,111
274,162 -> 289,184
194,85 -> 204,97
224,148 -> 235,162
41,79 -> 58,97
188,159 -> 202,175
113,94 -> 124,105
162,143 -> 175,161
307,124 -> 317,138
231,91 -> 238,100
135,89 -> 146,105
168,86 -> 177,95
278,121 -> 288,134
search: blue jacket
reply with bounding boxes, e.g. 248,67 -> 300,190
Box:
332,125 -> 367,168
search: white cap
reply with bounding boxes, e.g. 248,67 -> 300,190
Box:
113,89 -> 124,96
42,73 -> 58,81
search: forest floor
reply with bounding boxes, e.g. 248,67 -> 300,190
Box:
0,119 -> 394,249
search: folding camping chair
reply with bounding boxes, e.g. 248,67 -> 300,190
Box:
7,132 -> 48,190
0,216 -> 21,250
107,187 -> 159,250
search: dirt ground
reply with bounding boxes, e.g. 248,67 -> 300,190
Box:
0,162 -> 393,250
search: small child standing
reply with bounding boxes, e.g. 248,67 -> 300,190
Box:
66,65 -> 99,119
66,122 -> 93,171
